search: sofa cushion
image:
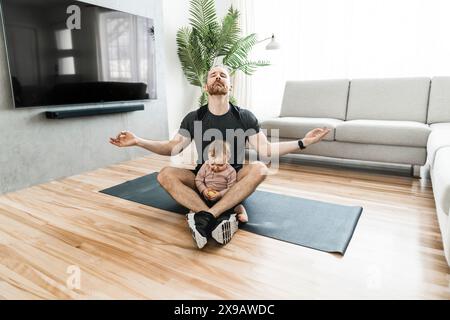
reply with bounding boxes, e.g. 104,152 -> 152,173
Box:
433,147 -> 450,215
431,123 -> 450,131
428,77 -> 450,124
264,138 -> 427,165
347,77 -> 430,122
280,80 -> 350,120
427,129 -> 450,168
335,120 -> 431,147
261,117 -> 341,141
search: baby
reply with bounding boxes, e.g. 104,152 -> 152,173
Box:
195,140 -> 248,223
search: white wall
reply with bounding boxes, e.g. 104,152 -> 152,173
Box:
161,0 -> 198,138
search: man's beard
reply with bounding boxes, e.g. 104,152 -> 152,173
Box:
207,81 -> 229,96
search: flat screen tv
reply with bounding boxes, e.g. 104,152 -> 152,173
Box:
0,0 -> 157,108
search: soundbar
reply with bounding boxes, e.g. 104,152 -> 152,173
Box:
45,104 -> 145,119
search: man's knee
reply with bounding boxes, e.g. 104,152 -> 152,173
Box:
157,166 -> 174,189
249,161 -> 269,181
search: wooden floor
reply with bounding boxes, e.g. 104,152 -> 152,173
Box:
0,154 -> 449,300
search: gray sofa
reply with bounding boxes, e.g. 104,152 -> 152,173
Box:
260,76 -> 450,265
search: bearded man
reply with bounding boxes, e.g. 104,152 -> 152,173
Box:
110,65 -> 330,249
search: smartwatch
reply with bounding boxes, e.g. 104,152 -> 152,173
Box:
298,139 -> 306,150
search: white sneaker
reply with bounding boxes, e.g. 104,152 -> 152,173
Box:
211,213 -> 239,245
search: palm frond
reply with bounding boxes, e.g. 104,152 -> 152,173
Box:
176,27 -> 205,87
189,0 -> 220,49
216,6 -> 240,57
199,91 -> 209,106
229,95 -> 238,105
223,33 -> 257,67
190,28 -> 210,79
189,0 -> 217,31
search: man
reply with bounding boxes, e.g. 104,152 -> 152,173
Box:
110,65 -> 330,249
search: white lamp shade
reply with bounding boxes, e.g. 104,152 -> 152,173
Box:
266,36 -> 281,50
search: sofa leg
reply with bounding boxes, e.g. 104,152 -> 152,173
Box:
412,165 -> 422,178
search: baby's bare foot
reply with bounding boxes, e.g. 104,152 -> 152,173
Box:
234,204 -> 248,223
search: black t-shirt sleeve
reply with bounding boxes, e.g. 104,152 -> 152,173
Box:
178,111 -> 196,139
241,109 -> 260,136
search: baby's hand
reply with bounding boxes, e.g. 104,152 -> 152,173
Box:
202,188 -> 213,199
209,190 -> 222,201
203,188 -> 220,200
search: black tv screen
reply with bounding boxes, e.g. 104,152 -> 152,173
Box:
0,0 -> 157,108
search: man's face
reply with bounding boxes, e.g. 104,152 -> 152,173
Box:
205,67 -> 230,96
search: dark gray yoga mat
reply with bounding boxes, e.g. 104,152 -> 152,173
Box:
100,172 -> 362,254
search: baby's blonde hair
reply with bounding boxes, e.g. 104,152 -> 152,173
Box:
208,140 -> 231,161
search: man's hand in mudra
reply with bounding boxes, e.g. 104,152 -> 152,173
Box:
303,127 -> 331,147
109,131 -> 140,147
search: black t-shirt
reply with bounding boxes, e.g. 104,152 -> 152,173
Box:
178,104 -> 260,169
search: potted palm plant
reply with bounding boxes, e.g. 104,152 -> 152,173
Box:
177,0 -> 270,105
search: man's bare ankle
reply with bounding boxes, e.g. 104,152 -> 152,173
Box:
193,208 -> 214,215
207,209 -> 220,218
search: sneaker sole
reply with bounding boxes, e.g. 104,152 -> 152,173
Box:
186,213 -> 208,249
211,214 -> 238,245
